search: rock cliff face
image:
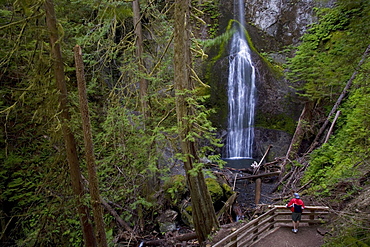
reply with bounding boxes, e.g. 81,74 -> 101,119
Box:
245,0 -> 316,45
209,0 -> 334,160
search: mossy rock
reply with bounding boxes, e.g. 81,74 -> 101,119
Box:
181,205 -> 193,227
205,177 -> 224,203
221,182 -> 234,197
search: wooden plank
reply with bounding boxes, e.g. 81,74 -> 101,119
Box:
272,205 -> 329,210
274,219 -> 327,224
212,208 -> 277,247
275,211 -> 329,216
237,172 -> 280,180
238,215 -> 274,242
237,215 -> 275,240
238,222 -> 275,246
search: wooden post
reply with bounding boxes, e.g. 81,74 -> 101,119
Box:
255,178 -> 262,205
309,208 -> 315,225
269,208 -> 275,230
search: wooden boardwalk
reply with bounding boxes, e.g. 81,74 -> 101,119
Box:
212,205 -> 330,247
251,224 -> 326,247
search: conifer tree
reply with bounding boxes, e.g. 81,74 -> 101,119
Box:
44,0 -> 97,245
173,0 -> 219,244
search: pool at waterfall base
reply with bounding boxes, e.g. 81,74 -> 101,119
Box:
222,157 -> 255,169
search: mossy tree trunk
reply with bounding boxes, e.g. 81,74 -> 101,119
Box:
44,1 -> 97,246
74,45 -> 108,247
133,0 -> 149,119
173,0 -> 219,245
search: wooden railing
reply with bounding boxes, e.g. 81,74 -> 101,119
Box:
212,205 -> 330,247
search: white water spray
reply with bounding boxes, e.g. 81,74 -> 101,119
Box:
225,0 -> 256,159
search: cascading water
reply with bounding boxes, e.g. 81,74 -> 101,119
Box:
225,0 -> 256,160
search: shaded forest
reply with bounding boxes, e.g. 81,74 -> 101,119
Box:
1,0 -> 369,246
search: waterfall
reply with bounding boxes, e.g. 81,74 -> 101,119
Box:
225,0 -> 256,159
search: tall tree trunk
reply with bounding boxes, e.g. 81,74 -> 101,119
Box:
44,1 -> 97,246
132,2 -> 153,230
133,0 -> 149,118
173,0 -> 219,245
74,45 -> 108,247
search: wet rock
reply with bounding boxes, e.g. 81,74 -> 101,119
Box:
157,209 -> 178,233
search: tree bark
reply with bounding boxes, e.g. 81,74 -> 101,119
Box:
44,1 -> 97,246
173,0 -> 219,245
133,0 -> 149,118
74,45 -> 108,247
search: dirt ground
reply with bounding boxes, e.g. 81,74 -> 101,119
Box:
251,224 -> 326,247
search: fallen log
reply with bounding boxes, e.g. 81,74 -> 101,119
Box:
81,175 -> 134,234
141,232 -> 198,246
101,199 -> 134,233
217,193 -> 238,220
323,110 -> 341,143
253,145 -> 272,175
271,170 -> 293,193
236,171 -> 280,180
283,101 -> 314,170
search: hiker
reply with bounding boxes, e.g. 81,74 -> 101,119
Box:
286,192 -> 305,233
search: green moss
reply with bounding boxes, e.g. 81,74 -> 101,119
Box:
255,112 -> 296,134
205,177 -> 224,203
221,182 -> 234,197
181,206 -> 194,226
185,205 -> 192,214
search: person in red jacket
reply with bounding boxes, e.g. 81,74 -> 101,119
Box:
286,192 -> 305,233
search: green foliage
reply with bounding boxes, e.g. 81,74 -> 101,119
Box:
202,0 -> 220,38
286,0 -> 370,102
163,175 -> 187,205
288,4 -> 370,245
255,112 -> 297,134
303,59 -> 370,196
323,224 -> 370,247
